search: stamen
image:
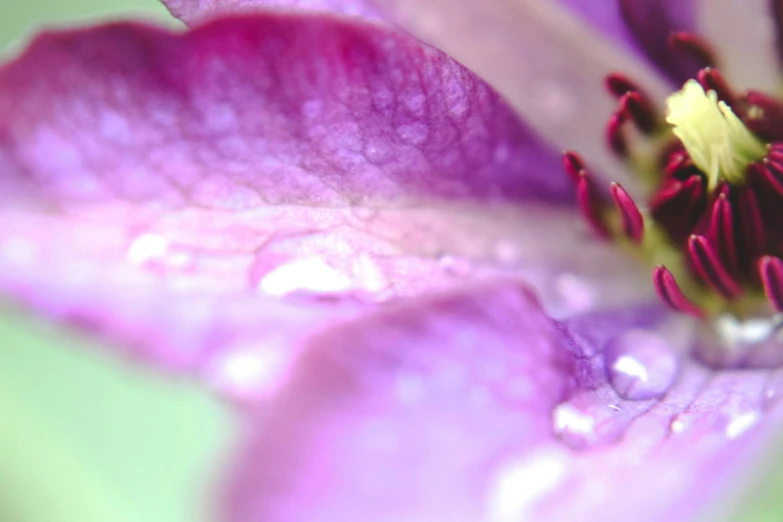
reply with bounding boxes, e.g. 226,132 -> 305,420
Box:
742,91 -> 783,142
653,265 -> 704,317
666,80 -> 766,190
562,151 -> 585,184
696,68 -> 737,108
650,175 -> 706,244
736,187 -> 766,270
605,73 -> 643,98
687,235 -> 742,299
706,190 -> 738,274
606,111 -> 629,157
668,32 -> 717,70
753,160 -> 783,196
609,182 -> 644,243
576,172 -> 610,238
620,91 -> 656,134
760,256 -> 783,311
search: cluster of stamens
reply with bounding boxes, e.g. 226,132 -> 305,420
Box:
562,32 -> 783,320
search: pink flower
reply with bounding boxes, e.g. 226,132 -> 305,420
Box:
2,1 -> 783,520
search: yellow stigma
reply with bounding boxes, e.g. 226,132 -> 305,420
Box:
665,80 -> 766,190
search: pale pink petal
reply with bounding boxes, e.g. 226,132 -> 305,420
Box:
224,281 -> 783,522
697,0 -> 781,91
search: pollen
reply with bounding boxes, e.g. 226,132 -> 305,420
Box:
665,80 -> 766,190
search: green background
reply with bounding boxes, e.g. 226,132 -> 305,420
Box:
1,7 -> 230,522
1,2 -> 783,521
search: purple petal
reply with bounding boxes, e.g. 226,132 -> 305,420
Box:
562,0 -> 701,84
369,0 -> 671,184
1,16 -> 569,207
161,0 -> 384,25
0,14 -> 575,382
700,0 -> 781,92
224,281 -> 783,521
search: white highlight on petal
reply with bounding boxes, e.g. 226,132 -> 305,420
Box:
552,402 -> 595,436
487,449 -> 568,522
670,417 -> 686,434
611,354 -> 649,383
127,233 -> 168,264
714,313 -> 778,346
259,258 -> 353,296
666,80 -> 765,189
206,343 -> 291,400
725,410 -> 761,440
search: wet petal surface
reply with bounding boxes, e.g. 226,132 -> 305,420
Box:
0,13 -> 587,389
225,281 -> 783,522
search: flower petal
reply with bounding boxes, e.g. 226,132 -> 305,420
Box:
1,16 -> 570,208
697,0 -> 781,92
161,0 -> 383,26
223,281 -> 783,521
0,14 -> 579,385
371,0 -> 671,185
559,0 -> 700,83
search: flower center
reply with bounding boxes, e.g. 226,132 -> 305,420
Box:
665,80 -> 766,190
562,51 -> 783,322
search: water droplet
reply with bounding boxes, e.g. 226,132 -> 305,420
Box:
259,257 -> 354,296
205,341 -> 293,401
552,391 -> 651,450
552,402 -> 596,447
724,410 -> 761,440
604,329 -> 679,401
704,314 -> 783,368
669,415 -> 687,434
488,449 -> 568,521
127,233 -> 168,264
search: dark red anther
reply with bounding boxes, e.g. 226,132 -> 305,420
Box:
687,235 -> 742,299
650,175 -> 706,244
605,73 -> 643,98
759,256 -> 783,311
576,173 -> 610,238
664,151 -> 691,179
736,187 -> 767,272
653,265 -> 703,317
752,160 -> 783,197
606,112 -> 629,157
743,91 -> 783,141
620,91 -> 657,134
562,151 -> 586,184
668,32 -> 717,70
706,189 -> 738,275
609,182 -> 644,243
696,68 -> 738,108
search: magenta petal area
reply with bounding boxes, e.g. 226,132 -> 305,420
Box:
0,15 -> 572,383
0,16 -> 570,207
560,0 -> 701,84
162,0 -> 383,25
224,281 -> 783,522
